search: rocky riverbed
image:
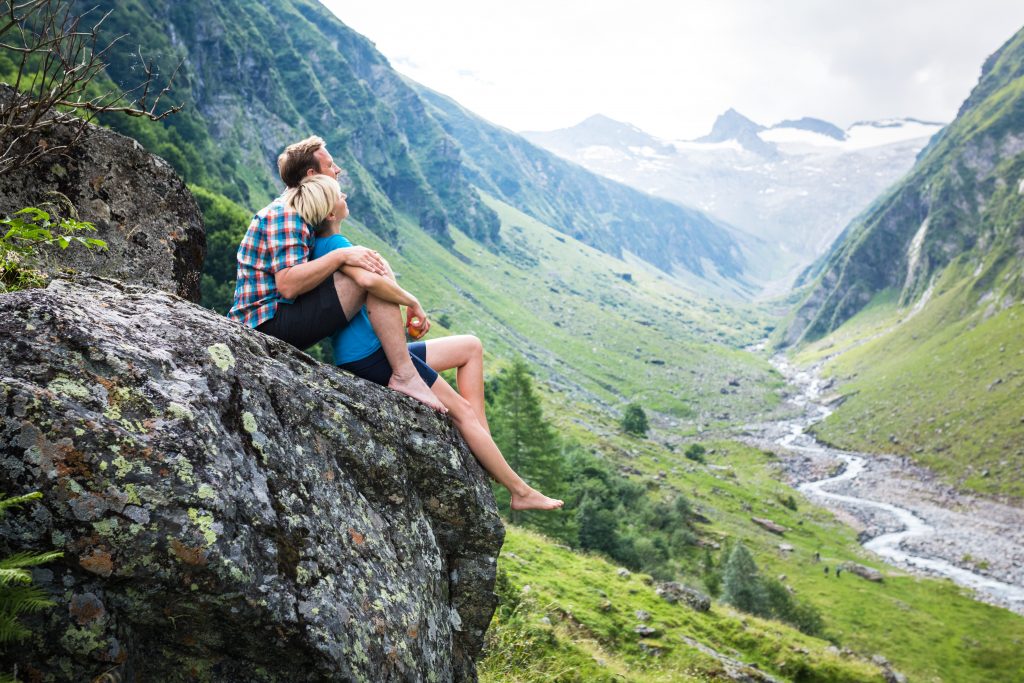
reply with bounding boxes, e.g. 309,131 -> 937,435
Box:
750,355 -> 1024,615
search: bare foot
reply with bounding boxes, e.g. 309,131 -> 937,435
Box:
511,488 -> 564,511
389,370 -> 448,413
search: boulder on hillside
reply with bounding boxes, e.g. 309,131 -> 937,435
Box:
0,276 -> 503,681
751,516 -> 788,535
0,84 -> 205,302
656,582 -> 711,612
841,562 -> 884,583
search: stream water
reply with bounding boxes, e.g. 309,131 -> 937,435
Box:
766,356 -> 1024,615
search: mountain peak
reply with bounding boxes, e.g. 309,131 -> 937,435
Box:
522,113 -> 661,151
578,113 -> 628,127
770,117 -> 846,141
698,109 -> 763,142
696,109 -> 777,157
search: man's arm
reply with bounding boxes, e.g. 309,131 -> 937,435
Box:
275,247 -> 386,300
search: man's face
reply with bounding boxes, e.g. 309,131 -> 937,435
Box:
312,147 -> 341,180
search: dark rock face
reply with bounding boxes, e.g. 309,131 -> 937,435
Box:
0,276 -> 503,681
0,84 -> 205,302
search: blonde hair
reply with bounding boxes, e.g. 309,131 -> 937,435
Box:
277,135 -> 326,188
284,174 -> 340,233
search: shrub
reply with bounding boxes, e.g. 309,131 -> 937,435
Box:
721,542 -> 766,614
620,403 -> 649,436
721,542 -> 826,637
684,443 -> 707,463
1,207 -> 106,293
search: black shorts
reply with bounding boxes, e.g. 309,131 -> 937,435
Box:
256,277 -> 349,350
340,341 -> 438,387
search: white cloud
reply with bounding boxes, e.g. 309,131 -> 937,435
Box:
322,0 -> 1024,139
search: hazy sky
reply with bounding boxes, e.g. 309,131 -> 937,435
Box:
321,1 -> 1024,140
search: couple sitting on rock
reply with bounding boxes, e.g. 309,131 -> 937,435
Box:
227,136 -> 562,513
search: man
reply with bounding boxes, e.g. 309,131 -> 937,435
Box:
227,136 -> 444,412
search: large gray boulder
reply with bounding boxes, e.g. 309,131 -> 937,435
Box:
0,276 -> 504,681
0,84 -> 205,302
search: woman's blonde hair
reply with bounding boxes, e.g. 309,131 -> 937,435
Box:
284,174 -> 340,233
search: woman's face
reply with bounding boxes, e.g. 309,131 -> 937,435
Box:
333,190 -> 349,223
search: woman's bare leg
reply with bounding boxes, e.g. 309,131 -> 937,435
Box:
430,376 -> 561,511
423,335 -> 488,431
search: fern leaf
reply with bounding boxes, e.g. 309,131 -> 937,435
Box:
0,584 -> 54,615
0,568 -> 32,586
0,491 -> 42,518
0,550 -> 63,570
0,610 -> 31,645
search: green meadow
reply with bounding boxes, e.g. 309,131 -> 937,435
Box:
225,188 -> 1024,682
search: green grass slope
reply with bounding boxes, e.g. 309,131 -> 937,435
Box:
481,439 -> 1024,682
483,527 -> 885,683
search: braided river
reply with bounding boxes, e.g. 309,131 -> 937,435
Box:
764,356 -> 1024,615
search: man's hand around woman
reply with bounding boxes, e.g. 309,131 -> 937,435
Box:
338,246 -> 387,275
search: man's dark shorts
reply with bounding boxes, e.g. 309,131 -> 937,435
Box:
257,277 -> 348,350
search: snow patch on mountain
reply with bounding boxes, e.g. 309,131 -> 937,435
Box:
522,110 -> 947,292
843,119 -> 944,149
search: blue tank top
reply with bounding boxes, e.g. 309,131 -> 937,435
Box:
311,234 -> 382,364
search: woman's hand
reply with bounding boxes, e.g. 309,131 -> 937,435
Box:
337,246 -> 387,275
407,303 -> 430,336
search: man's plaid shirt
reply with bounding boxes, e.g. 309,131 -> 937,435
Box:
227,196 -> 314,328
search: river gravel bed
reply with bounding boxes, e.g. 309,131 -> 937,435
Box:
747,355 -> 1024,615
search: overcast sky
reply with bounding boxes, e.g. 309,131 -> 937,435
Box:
321,1 -> 1024,140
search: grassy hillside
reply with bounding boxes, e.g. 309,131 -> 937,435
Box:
793,253 -> 1024,500
481,439 -> 1024,682
484,528 -> 884,683
357,198 -> 1024,678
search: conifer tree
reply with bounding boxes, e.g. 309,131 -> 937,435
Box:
490,358 -> 564,529
721,541 -> 766,614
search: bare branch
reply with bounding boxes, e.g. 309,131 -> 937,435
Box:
0,0 -> 185,175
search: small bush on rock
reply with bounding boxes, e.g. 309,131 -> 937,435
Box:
0,207 -> 105,293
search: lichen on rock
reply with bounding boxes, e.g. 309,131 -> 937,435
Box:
0,275 -> 504,681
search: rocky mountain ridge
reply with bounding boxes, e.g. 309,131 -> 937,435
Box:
88,0 -> 751,292
522,111 -> 944,291
784,25 -> 1024,343
413,85 -> 754,292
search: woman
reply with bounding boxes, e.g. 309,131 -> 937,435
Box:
285,174 -> 563,513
